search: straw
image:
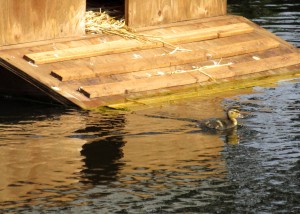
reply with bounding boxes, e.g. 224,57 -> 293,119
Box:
85,10 -> 186,50
85,10 -> 150,42
85,10 -> 232,76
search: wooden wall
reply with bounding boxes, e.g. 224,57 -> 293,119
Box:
0,0 -> 86,46
126,0 -> 227,27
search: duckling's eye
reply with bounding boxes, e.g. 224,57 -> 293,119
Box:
233,110 -> 240,114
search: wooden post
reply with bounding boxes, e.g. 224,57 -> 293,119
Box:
0,0 -> 86,46
125,0 -> 227,27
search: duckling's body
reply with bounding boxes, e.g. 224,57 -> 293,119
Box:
202,109 -> 242,131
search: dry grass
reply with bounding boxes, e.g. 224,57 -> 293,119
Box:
85,10 -> 181,49
85,10 -> 233,75
85,10 -> 151,42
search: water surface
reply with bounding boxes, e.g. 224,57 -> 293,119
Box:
228,0 -> 300,47
0,1 -> 300,213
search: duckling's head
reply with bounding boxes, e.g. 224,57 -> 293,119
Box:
227,109 -> 243,120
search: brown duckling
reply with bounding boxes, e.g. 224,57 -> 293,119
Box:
203,109 -> 243,130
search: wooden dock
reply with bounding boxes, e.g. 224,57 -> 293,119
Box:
0,15 -> 300,109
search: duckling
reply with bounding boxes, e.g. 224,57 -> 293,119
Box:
203,109 -> 243,130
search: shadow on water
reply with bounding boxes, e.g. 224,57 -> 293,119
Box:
0,81 -> 300,213
79,114 -> 127,185
0,107 -> 129,211
0,99 -> 67,123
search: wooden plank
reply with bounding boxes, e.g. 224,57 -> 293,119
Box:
217,23 -> 254,37
237,16 -> 300,53
164,23 -> 253,44
51,51 -> 207,81
163,30 -> 218,45
126,0 -> 227,27
79,53 -> 300,98
0,55 -> 77,106
210,37 -> 280,58
226,53 -> 300,76
0,0 -> 85,46
80,73 -> 200,99
136,13 -> 237,32
24,23 -> 254,65
51,37 -> 279,81
24,40 -> 163,64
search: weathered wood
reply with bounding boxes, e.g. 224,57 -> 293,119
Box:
24,23 -> 253,65
0,0 -> 86,46
135,13 -> 238,32
163,23 -> 253,44
79,53 -> 300,98
0,55 -> 78,106
24,40 -> 163,65
0,15 -> 299,109
80,73 -> 198,99
126,0 -> 227,27
211,37 -> 280,58
51,51 -> 207,81
51,37 -> 279,81
237,16 -> 299,53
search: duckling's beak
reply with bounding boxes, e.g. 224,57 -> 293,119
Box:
238,113 -> 244,118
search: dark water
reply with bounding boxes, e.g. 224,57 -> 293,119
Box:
1,1 -> 300,213
228,0 -> 300,48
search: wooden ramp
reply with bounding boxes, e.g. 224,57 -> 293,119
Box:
0,15 -> 299,109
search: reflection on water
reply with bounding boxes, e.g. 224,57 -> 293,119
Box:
0,1 -> 300,213
80,114 -> 126,185
0,79 -> 299,213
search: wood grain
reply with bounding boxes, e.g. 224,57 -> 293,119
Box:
126,0 -> 227,27
79,53 -> 300,98
51,37 -> 279,82
0,0 -> 85,46
24,23 -> 254,64
51,51 -> 207,81
164,23 -> 253,44
0,15 -> 299,109
24,40 -> 163,64
210,37 -> 280,58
